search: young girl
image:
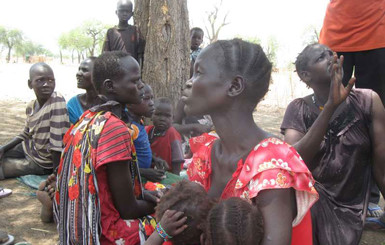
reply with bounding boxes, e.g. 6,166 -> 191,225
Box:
182,39 -> 353,245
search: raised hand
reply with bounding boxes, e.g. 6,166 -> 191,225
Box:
327,52 -> 356,109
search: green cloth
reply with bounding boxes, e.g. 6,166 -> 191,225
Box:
141,171 -> 184,185
17,174 -> 49,189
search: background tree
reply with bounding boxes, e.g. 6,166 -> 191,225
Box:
0,28 -> 23,63
134,0 -> 190,105
302,25 -> 320,46
204,0 -> 229,44
81,20 -> 108,56
242,35 -> 279,69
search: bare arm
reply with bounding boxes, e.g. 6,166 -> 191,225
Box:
254,188 -> 297,245
107,160 -> 155,219
173,100 -> 211,136
370,91 -> 385,197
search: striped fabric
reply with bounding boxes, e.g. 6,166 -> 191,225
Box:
17,92 -> 69,168
54,104 -> 153,245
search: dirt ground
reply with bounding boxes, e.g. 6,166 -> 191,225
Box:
1,100 -> 385,244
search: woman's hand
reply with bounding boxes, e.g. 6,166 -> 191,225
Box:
326,53 -> 355,109
143,189 -> 163,204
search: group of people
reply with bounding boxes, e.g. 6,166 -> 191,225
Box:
1,0 -> 385,244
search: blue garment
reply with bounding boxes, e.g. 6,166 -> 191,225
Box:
67,95 -> 84,124
132,121 -> 152,168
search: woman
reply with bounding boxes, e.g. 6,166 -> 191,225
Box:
182,39 -> 353,245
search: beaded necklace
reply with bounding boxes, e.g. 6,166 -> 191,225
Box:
312,94 -> 324,111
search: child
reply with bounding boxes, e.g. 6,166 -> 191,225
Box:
0,63 -> 69,179
204,197 -> 264,245
146,98 -> 184,176
144,180 -> 215,245
54,51 -> 159,244
144,182 -> 263,245
67,57 -> 99,124
190,27 -> 204,68
103,0 -> 145,66
128,83 -> 155,169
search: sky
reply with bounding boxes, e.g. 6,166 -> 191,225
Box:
0,0 -> 329,67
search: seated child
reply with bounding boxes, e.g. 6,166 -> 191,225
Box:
54,51 -> 160,244
0,63 -> 69,179
67,57 -> 99,124
128,84 -> 167,182
144,180 -> 215,245
204,197 -> 264,245
146,98 -> 184,176
144,182 -> 264,245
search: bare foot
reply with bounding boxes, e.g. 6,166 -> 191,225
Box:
36,174 -> 56,223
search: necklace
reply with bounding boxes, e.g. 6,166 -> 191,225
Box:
312,95 -> 324,111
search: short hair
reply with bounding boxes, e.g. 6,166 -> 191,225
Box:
190,27 -> 204,36
295,43 -> 319,75
116,0 -> 133,10
207,197 -> 264,245
154,97 -> 172,107
87,56 -> 97,62
29,62 -> 53,79
92,51 -> 131,92
155,180 -> 215,245
212,39 -> 272,107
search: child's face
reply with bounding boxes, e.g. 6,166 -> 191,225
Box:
129,85 -> 154,118
76,59 -> 94,90
152,103 -> 173,132
113,56 -> 144,105
191,30 -> 203,51
28,65 -> 55,103
116,1 -> 133,22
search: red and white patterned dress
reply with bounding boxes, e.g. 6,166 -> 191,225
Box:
187,133 -> 319,245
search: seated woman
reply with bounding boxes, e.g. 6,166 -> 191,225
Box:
67,57 -> 100,124
281,43 -> 385,245
182,39 -> 353,245
54,51 -> 160,244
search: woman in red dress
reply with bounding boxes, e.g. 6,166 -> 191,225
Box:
182,39 -> 353,245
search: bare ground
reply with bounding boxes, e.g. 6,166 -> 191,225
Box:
0,100 -> 384,244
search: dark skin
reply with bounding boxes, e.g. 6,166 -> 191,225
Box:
152,102 -> 183,175
76,58 -> 99,112
190,30 -> 204,77
182,44 -> 354,245
128,85 -> 168,182
284,45 -> 385,203
116,0 -> 133,29
101,56 -> 160,219
0,64 -> 60,170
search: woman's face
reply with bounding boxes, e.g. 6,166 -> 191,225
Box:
305,44 -> 334,86
182,45 -> 230,116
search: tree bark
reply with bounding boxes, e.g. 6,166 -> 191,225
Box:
134,0 -> 190,106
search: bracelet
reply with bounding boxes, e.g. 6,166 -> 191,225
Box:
156,222 -> 173,241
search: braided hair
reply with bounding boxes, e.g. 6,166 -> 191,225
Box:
155,180 -> 215,245
92,51 -> 133,92
206,197 -> 264,245
212,39 -> 272,107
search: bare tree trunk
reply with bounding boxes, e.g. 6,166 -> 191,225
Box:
134,0 -> 190,106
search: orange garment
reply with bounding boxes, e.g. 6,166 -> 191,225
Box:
319,0 -> 385,52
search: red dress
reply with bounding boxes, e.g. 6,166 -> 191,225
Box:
187,133 -> 319,245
